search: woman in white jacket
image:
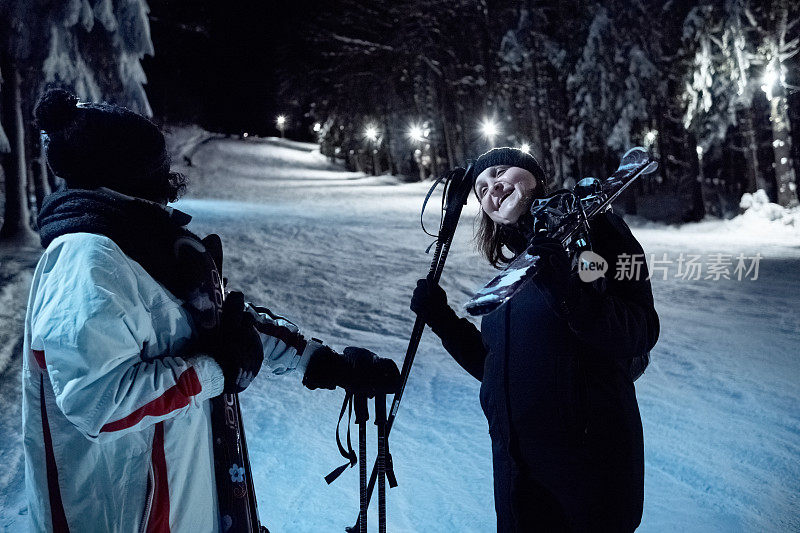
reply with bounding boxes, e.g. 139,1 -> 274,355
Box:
23,89 -> 398,532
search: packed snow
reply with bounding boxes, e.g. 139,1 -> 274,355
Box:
0,135 -> 798,532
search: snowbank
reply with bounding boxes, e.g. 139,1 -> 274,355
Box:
163,124 -> 223,164
622,189 -> 799,258
738,189 -> 800,232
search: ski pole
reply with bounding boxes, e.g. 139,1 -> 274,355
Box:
375,393 -> 387,533
354,393 -> 369,533
349,165 -> 474,532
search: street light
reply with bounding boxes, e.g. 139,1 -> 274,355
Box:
313,122 -> 322,133
407,124 -> 425,143
276,115 -> 286,138
407,123 -> 433,179
363,124 -> 380,175
480,118 -> 499,144
364,124 -> 379,142
519,143 -> 530,153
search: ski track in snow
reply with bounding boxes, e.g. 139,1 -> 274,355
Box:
0,136 -> 798,532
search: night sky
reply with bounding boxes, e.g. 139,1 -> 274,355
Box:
144,0 -> 320,137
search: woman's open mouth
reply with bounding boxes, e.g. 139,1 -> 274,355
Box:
499,190 -> 513,207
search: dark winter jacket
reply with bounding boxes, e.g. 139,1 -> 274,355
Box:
430,211 -> 659,532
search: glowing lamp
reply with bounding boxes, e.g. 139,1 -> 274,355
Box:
480,118 -> 499,139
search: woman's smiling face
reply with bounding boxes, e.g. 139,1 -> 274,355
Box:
474,165 -> 540,225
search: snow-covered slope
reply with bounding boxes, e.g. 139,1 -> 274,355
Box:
0,136 -> 797,532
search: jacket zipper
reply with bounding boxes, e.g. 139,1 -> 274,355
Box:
502,302 -> 521,529
139,463 -> 155,533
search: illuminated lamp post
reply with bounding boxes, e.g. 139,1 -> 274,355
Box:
364,124 -> 380,175
480,118 -> 499,148
276,115 -> 286,138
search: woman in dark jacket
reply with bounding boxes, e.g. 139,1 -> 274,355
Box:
411,147 -> 659,532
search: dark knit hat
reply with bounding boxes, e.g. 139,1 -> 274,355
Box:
34,88 -> 172,202
472,147 -> 546,190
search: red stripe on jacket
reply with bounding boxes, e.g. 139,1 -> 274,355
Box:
33,349 -> 46,370
146,422 -> 171,533
40,373 -> 70,532
101,367 -> 202,433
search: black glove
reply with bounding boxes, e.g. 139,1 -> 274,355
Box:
303,346 -> 401,397
410,278 -> 457,331
213,291 -> 264,394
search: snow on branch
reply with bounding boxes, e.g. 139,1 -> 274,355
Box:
329,33 -> 394,52
0,123 -> 10,154
418,55 -> 442,77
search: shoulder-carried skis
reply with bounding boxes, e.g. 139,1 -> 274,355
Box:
464,147 -> 658,317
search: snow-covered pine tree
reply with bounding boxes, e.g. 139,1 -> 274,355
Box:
744,0 -> 799,207
681,3 -> 732,217
724,0 -> 765,194
0,56 -> 39,246
497,6 -> 567,187
42,0 -> 155,116
606,44 -> 657,153
683,0 -> 799,208
0,0 -> 155,245
568,5 -> 618,179
0,0 -> 46,245
77,0 -> 154,116
648,0 -> 707,222
680,0 -> 767,216
570,1 -> 691,215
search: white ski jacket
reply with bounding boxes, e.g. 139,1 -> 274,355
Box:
22,232 -> 317,532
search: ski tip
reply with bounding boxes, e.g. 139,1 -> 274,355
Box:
642,161 -> 659,175
622,146 -> 647,159
464,296 -> 504,316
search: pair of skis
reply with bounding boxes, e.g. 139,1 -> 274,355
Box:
174,231 -> 266,533
211,393 -> 267,532
199,236 -> 267,533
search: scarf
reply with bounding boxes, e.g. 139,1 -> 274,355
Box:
37,187 -> 223,342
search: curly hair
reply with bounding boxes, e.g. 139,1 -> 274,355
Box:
164,170 -> 189,203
